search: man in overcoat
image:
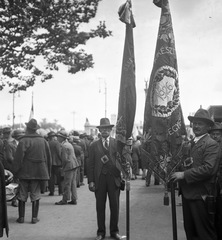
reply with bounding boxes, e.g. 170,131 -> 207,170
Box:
170,108 -> 220,240
87,118 -> 122,240
0,142 -> 9,238
13,119 -> 51,224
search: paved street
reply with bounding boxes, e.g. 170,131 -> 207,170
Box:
2,176 -> 186,240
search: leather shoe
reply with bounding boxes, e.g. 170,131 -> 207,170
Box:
110,233 -> 122,240
55,200 -> 67,205
68,200 -> 77,205
95,235 -> 105,240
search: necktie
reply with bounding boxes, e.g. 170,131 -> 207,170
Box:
104,139 -> 109,149
190,139 -> 195,149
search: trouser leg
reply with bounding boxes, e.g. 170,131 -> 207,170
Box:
71,169 -> 77,202
95,174 -> 107,237
16,200 -> 25,223
31,200 -> 40,224
48,167 -> 55,195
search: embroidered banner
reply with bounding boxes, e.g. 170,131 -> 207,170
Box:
116,0 -> 136,178
142,0 -> 186,183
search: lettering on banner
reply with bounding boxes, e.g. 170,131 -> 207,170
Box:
123,57 -> 134,72
168,118 -> 181,135
154,46 -> 176,64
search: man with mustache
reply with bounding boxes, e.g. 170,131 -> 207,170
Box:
170,108 -> 220,240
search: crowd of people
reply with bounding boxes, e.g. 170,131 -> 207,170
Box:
0,117 -> 130,240
1,109 -> 222,240
0,118 -> 94,236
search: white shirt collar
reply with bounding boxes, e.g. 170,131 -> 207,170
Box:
102,136 -> 110,143
194,133 -> 208,143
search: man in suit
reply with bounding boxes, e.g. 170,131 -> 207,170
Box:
170,108 -> 219,240
209,122 -> 222,240
87,118 -> 122,240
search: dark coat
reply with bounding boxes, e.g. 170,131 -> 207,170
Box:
72,143 -> 84,166
0,160 -> 9,238
48,140 -> 63,166
13,133 -> 51,180
180,134 -> 220,199
87,137 -> 121,190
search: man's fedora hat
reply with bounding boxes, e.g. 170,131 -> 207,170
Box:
12,129 -> 24,139
97,118 -> 114,129
25,119 -> 40,130
188,108 -> 214,126
47,131 -> 56,138
73,136 -> 80,142
209,122 -> 222,132
56,130 -> 68,139
2,126 -> 12,134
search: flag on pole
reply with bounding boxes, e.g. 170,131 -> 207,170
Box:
116,0 -> 136,178
143,0 -> 186,183
29,92 -> 34,120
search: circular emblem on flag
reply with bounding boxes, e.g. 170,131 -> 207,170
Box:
151,66 -> 180,117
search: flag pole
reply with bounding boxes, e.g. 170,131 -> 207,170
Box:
170,181 -> 178,240
116,1 -> 136,239
126,169 -> 131,240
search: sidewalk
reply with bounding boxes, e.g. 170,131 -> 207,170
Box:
2,176 -> 186,240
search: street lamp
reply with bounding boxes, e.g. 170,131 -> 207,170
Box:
12,91 -> 20,129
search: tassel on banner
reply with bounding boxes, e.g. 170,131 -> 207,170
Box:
164,190 -> 170,206
118,0 -> 136,28
153,0 -> 163,8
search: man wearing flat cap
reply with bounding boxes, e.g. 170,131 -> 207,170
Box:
13,119 -> 52,224
87,118 -> 122,240
170,108 -> 220,240
55,130 -> 80,205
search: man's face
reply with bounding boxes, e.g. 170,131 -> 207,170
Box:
210,130 -> 222,143
99,127 -> 112,139
192,120 -> 210,137
3,132 -> 11,140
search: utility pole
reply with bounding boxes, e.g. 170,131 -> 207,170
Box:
12,91 -> 20,129
12,92 -> 15,129
18,115 -> 23,129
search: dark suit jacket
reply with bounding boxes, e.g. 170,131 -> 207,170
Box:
180,134 -> 220,199
87,137 -> 121,190
0,161 -> 9,237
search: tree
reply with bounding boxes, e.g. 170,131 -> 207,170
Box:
0,0 -> 112,93
39,118 -> 63,130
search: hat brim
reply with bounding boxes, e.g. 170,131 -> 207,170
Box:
48,134 -> 56,137
209,128 -> 222,132
97,124 -> 114,129
56,134 -> 67,139
25,122 -> 40,130
188,116 -> 214,126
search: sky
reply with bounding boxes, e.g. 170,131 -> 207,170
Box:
0,0 -> 221,131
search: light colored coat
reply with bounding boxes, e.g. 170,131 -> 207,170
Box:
61,140 -> 79,172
